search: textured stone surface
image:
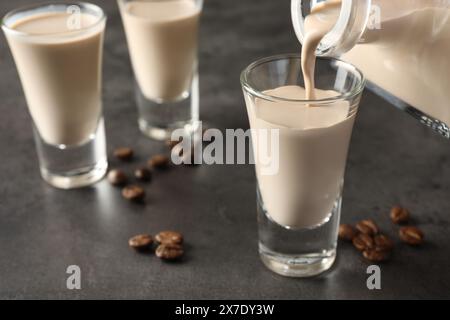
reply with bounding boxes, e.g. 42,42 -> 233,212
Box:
0,0 -> 449,299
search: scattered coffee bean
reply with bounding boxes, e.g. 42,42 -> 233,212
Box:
156,243 -> 184,261
352,233 -> 374,251
374,234 -> 394,251
339,224 -> 357,241
128,234 -> 153,250
107,169 -> 127,186
362,249 -> 389,262
399,226 -> 424,245
356,219 -> 379,236
114,147 -> 133,161
344,205 -> 423,263
122,185 -> 145,202
134,167 -> 152,182
148,154 -> 170,169
155,231 -> 183,245
390,205 -> 410,224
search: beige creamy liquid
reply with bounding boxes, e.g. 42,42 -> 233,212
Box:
248,86 -> 355,228
301,0 -> 341,100
249,0 -> 351,228
307,1 -> 450,126
5,13 -> 104,146
119,0 -> 200,101
343,7 -> 450,126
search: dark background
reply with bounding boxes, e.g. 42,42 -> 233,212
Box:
1,0 -> 450,299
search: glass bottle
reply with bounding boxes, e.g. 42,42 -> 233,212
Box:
292,0 -> 450,135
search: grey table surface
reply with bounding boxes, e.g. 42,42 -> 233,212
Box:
1,0 -> 450,300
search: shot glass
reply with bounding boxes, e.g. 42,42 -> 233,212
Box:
2,2 -> 108,189
241,55 -> 365,277
118,0 -> 203,140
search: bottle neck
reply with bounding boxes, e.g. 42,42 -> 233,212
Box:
291,0 -> 372,56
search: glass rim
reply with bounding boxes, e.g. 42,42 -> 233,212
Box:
117,0 -> 204,2
116,0 -> 204,9
1,2 -> 106,38
240,54 -> 366,104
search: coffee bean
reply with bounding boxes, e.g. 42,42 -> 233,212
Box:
374,234 -> 394,251
148,155 -> 170,169
399,226 -> 424,245
352,233 -> 374,251
122,185 -> 145,202
114,147 -> 133,161
155,243 -> 184,261
155,231 -> 183,245
362,249 -> 389,262
134,167 -> 152,182
356,219 -> 379,236
390,206 -> 410,224
107,169 -> 127,186
128,234 -> 153,250
339,224 -> 357,241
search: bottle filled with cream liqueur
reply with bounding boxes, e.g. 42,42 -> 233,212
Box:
292,0 -> 450,135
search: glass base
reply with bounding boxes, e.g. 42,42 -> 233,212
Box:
259,244 -> 336,277
256,185 -> 341,278
366,81 -> 450,138
34,118 -> 108,189
40,158 -> 108,189
135,71 -> 199,141
138,119 -> 195,141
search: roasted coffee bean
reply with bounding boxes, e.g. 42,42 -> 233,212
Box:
356,219 -> 379,236
362,249 -> 389,262
390,206 -> 410,224
374,234 -> 394,251
338,224 -> 357,241
155,243 -> 184,261
122,185 -> 145,202
128,234 -> 153,250
134,167 -> 152,182
399,226 -> 424,245
148,155 -> 170,169
352,233 -> 374,251
107,169 -> 127,186
155,231 -> 183,245
114,147 -> 133,161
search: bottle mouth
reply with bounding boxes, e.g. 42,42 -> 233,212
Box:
291,0 -> 372,56
2,2 -> 106,39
